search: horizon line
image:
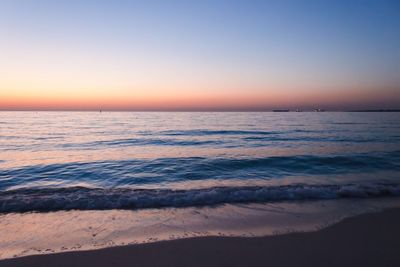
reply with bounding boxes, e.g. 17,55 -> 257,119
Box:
1,108 -> 399,112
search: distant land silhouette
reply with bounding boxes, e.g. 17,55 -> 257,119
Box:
350,109 -> 400,112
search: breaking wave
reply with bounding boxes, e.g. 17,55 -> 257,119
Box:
1,183 -> 400,213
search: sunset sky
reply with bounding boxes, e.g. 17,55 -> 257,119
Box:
0,0 -> 399,111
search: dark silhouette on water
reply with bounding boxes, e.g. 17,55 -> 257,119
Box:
350,109 -> 400,112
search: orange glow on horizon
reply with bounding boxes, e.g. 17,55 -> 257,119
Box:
1,84 -> 399,110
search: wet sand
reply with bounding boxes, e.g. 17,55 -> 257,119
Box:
1,207 -> 399,267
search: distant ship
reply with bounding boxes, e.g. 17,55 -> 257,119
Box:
313,108 -> 325,112
273,109 -> 290,112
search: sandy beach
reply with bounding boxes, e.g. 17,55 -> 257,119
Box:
1,207 -> 399,267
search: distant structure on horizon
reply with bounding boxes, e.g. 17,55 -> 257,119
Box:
350,109 -> 400,112
271,109 -> 303,112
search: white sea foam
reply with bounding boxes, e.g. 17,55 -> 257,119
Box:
1,183 -> 400,213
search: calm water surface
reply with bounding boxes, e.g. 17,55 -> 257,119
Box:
1,112 -> 400,212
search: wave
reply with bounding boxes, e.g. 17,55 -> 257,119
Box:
1,152 -> 400,190
63,136 -> 379,150
328,122 -> 369,125
62,138 -> 222,148
242,136 -> 391,143
1,183 -> 400,213
154,129 -> 321,136
157,129 -> 282,136
68,135 -> 400,150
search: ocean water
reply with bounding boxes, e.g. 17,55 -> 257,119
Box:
1,111 -> 400,213
1,111 -> 400,259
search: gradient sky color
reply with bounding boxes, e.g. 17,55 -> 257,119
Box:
1,0 -> 399,110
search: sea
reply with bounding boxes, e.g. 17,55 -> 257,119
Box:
1,111 -> 400,258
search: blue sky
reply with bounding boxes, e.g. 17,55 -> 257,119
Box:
0,0 -> 399,110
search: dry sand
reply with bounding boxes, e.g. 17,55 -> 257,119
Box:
1,207 -> 399,267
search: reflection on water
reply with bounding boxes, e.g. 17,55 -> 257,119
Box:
1,198 -> 400,260
1,112 -> 400,212
1,112 -> 400,259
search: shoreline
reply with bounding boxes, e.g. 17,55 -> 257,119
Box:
1,207 -> 400,267
2,198 -> 399,260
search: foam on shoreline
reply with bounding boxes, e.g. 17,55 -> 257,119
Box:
1,197 -> 399,260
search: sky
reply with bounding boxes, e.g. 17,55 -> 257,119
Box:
0,0 -> 399,111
